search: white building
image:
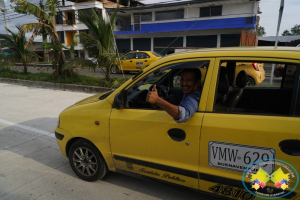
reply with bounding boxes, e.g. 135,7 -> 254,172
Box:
110,0 -> 261,55
55,0 -> 140,58
55,0 -> 261,57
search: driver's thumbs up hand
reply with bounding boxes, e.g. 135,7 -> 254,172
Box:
147,85 -> 159,104
152,85 -> 157,93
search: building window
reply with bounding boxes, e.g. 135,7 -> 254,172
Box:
200,6 -> 222,17
155,9 -> 184,21
246,17 -> 254,24
55,12 -> 63,24
141,12 -> 152,22
57,31 -> 65,43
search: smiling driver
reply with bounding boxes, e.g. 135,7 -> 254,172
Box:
146,68 -> 202,123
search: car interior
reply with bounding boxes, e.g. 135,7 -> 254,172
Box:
124,61 -> 209,109
215,61 -> 299,116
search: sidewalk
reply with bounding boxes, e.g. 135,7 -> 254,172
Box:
0,77 -> 112,94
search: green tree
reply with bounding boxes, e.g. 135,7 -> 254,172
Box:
257,26 -> 266,37
66,8 -> 119,80
0,26 -> 37,74
282,30 -> 292,36
11,0 -> 67,76
282,24 -> 300,36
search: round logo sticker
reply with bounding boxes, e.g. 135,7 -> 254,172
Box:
242,159 -> 299,199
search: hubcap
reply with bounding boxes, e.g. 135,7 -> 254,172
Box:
111,66 -> 117,73
73,147 -> 98,177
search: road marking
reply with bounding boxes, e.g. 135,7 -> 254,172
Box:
0,119 -> 54,138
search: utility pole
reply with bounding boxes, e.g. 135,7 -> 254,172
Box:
0,0 -> 9,34
0,0 -> 9,56
270,0 -> 284,86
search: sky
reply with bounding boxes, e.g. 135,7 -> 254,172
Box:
0,0 -> 300,38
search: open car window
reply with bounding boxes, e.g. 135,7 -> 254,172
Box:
126,60 -> 210,109
214,60 -> 299,116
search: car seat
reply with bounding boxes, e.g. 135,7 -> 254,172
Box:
223,70 -> 247,112
215,67 -> 230,110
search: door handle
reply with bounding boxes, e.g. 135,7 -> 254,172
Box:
145,60 -> 148,62
279,139 -> 300,156
130,60 -> 132,62
168,128 -> 186,142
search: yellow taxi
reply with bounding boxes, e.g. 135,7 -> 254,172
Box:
111,51 -> 162,73
55,47 -> 300,200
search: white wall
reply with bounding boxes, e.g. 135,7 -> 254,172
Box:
223,2 -> 254,16
186,7 -> 199,18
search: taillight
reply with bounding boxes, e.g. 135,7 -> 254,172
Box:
279,64 -> 284,68
252,63 -> 259,71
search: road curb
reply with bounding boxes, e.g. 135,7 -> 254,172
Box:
0,77 -> 112,94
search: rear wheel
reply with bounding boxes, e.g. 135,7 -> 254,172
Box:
110,65 -> 119,74
69,139 -> 107,182
246,76 -> 256,86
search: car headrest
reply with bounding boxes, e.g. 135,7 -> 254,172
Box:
236,70 -> 247,88
217,67 -> 229,95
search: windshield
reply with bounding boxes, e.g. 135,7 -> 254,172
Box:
151,51 -> 163,57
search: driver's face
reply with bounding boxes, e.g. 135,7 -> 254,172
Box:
180,71 -> 200,95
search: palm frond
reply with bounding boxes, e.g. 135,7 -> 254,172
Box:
12,0 -> 52,22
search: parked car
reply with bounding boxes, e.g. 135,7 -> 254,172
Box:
274,64 -> 285,77
111,51 -> 162,74
223,62 -> 265,86
55,47 -> 300,200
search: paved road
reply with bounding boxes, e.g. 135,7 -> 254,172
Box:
0,83 -> 215,200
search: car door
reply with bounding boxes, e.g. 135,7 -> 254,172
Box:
109,58 -> 215,189
122,53 -> 135,71
135,52 -> 150,70
199,57 -> 300,199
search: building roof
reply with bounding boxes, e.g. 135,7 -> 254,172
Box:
103,0 -> 125,8
259,36 -> 300,43
107,0 -> 258,11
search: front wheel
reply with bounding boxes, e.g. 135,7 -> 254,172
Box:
110,65 -> 119,74
69,139 -> 107,182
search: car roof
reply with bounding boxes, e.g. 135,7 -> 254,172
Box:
126,51 -> 152,54
164,47 -> 300,61
142,47 -> 300,73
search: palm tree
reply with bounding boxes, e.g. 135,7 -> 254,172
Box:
73,7 -> 119,80
0,26 -> 37,74
11,0 -> 66,76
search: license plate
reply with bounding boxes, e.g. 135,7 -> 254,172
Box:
208,141 -> 276,174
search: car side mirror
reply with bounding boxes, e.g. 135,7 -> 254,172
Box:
114,91 -> 126,109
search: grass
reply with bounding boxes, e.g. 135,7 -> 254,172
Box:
0,68 -> 129,88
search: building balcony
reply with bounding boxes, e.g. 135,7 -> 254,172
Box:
63,19 -> 76,26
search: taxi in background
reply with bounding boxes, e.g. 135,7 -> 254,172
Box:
55,47 -> 300,200
111,51 -> 162,74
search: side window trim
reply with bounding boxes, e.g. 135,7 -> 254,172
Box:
121,58 -> 215,112
290,64 -> 300,116
211,58 -> 300,117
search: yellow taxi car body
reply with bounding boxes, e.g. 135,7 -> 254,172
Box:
56,47 -> 300,200
111,51 -> 162,73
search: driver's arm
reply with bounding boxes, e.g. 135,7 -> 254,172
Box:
146,85 -> 180,120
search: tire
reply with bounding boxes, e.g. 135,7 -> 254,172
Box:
246,76 -> 256,86
69,139 -> 107,182
110,65 -> 119,74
